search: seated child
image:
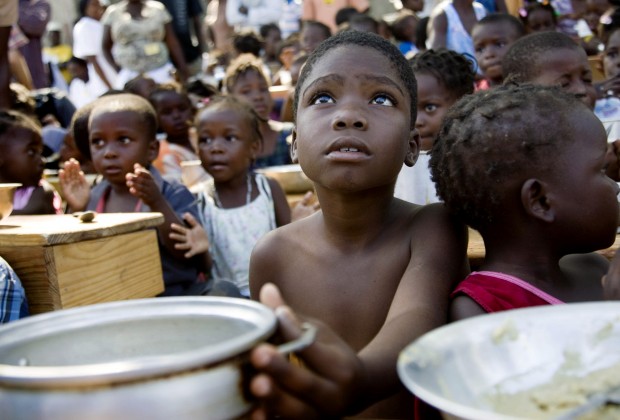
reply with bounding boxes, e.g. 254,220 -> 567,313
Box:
148,83 -> 210,187
169,95 -> 292,298
224,54 -> 294,168
429,84 -> 620,321
594,27 -> 620,140
391,11 -> 420,58
245,31 -> 469,419
0,110 -> 62,215
519,1 -> 557,34
395,48 -> 476,205
502,31 -> 597,113
59,94 -> 203,296
472,13 -> 525,89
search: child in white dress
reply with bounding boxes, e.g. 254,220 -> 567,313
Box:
170,96 -> 291,297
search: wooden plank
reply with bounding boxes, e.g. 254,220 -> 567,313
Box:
0,213 -> 164,246
53,230 -> 164,309
0,246 -> 62,314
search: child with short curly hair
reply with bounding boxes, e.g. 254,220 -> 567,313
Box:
430,84 -> 620,321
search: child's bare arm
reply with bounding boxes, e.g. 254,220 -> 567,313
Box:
266,178 -> 291,227
58,158 -> 90,212
449,295 -> 487,321
248,205 -> 470,417
428,11 -> 448,50
126,164 -> 189,260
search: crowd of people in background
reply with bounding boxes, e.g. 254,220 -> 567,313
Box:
3,0 -> 620,418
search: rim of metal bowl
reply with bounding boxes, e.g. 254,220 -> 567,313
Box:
0,297 -> 276,389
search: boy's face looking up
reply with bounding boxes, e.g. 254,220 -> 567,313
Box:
293,45 -> 417,191
89,110 -> 159,185
529,47 -> 596,109
472,22 -> 520,83
603,29 -> 620,79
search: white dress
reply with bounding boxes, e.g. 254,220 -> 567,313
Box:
72,16 -> 118,102
197,173 -> 277,297
394,152 -> 440,205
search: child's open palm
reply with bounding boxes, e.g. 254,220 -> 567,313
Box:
170,213 -> 210,258
58,158 -> 90,211
125,164 -> 163,207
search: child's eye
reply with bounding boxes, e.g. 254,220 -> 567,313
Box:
225,135 -> 239,142
198,136 -> 213,145
119,136 -> 132,144
371,94 -> 395,107
312,93 -> 335,105
91,138 -> 104,148
424,104 -> 438,112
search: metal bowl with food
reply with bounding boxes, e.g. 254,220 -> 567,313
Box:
398,302 -> 620,420
0,183 -> 21,221
256,164 -> 313,194
0,297 -> 315,420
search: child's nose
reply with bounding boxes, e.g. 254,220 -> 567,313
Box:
332,106 -> 368,130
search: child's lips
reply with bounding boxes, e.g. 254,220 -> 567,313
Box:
325,139 -> 371,162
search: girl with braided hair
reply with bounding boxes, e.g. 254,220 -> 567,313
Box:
395,48 -> 476,204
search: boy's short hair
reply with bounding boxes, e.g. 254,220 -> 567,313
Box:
502,31 -> 580,81
519,1 -> 557,26
430,84 -> 588,230
301,20 -> 332,39
410,49 -> 476,99
294,31 -> 417,127
0,109 -> 41,140
475,13 -> 526,38
89,93 -> 158,141
259,23 -> 280,39
224,53 -> 270,93
148,82 -> 189,105
391,11 -> 418,42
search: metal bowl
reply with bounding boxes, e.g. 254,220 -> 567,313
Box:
256,164 -> 313,194
0,183 -> 21,221
398,302 -> 620,420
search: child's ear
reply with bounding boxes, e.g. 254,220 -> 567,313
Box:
250,138 -> 260,160
290,128 -> 299,163
404,129 -> 420,167
147,139 -> 160,163
521,178 -> 555,223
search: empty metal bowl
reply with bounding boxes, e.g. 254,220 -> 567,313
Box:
398,302 -> 620,420
0,183 -> 21,221
256,164 -> 313,194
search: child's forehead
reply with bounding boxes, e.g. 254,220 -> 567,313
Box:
473,22 -> 518,39
534,47 -> 587,70
2,126 -> 41,145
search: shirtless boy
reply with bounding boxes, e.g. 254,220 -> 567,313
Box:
248,31 -> 469,418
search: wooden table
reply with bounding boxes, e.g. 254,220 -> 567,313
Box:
467,229 -> 620,268
0,213 -> 165,314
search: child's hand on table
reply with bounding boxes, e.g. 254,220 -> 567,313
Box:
59,158 -> 90,211
249,283 -> 363,420
170,213 -> 210,258
126,164 -> 163,206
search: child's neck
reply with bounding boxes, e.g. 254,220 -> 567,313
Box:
104,182 -> 140,212
314,184 -> 401,246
